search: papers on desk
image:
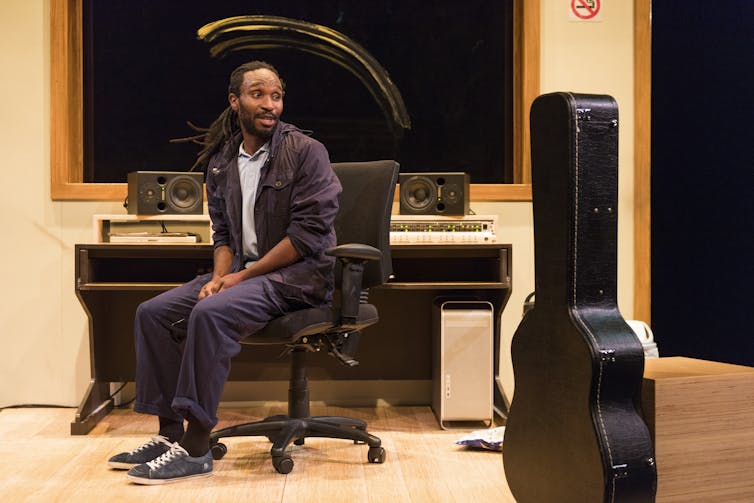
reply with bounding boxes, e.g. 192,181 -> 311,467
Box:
108,232 -> 200,243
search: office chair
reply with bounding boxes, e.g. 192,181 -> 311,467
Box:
209,160 -> 399,474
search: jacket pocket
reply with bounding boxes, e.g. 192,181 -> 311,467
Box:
258,177 -> 293,248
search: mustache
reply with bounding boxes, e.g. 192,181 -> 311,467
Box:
255,112 -> 278,120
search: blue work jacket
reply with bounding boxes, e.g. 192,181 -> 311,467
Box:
205,122 -> 342,306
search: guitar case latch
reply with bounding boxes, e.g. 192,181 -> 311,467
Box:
599,349 -> 616,362
612,463 -> 629,479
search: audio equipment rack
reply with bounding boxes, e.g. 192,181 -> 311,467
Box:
389,214 -> 497,244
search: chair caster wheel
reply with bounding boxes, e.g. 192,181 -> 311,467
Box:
368,446 -> 386,463
273,455 -> 294,474
210,442 -> 227,460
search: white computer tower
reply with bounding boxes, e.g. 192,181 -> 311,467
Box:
432,300 -> 494,429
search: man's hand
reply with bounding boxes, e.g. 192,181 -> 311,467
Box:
198,277 -> 224,300
199,245 -> 235,300
216,271 -> 244,292
198,271 -> 246,300
197,238 -> 301,300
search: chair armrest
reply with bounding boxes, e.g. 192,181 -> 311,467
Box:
326,243 -> 381,324
326,243 -> 382,262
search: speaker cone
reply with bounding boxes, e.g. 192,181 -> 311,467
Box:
401,175 -> 437,212
166,176 -> 202,212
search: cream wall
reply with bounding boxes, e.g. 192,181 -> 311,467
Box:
0,0 -> 634,408
495,0 -> 636,403
540,0 -> 636,316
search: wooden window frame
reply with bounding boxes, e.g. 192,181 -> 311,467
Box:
50,0 -> 539,201
633,0 -> 652,323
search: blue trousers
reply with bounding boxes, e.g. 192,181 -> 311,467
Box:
133,272 -> 310,430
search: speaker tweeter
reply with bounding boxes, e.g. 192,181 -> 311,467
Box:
399,172 -> 470,215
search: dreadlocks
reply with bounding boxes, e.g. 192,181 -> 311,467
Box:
177,61 -> 285,172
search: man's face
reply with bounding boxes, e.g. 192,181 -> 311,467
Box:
229,68 -> 284,140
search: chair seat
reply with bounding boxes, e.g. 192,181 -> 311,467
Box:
243,303 -> 379,345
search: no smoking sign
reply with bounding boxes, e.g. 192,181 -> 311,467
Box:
570,0 -> 603,21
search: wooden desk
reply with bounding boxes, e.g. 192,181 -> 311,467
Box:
642,357 -> 754,502
73,243 -> 512,434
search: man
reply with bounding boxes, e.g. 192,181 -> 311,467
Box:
107,61 -> 342,484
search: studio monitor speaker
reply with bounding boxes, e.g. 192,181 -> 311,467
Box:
399,172 -> 470,215
127,171 -> 204,215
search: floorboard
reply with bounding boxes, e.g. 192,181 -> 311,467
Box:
0,406 -> 514,502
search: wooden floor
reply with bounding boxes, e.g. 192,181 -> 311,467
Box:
0,405 -> 515,502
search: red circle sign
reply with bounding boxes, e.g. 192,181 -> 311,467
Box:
571,0 -> 601,20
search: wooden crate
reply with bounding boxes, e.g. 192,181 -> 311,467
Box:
642,357 -> 754,502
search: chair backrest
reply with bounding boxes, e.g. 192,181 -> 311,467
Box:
331,160 -> 399,289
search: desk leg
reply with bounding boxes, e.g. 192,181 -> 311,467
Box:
71,380 -> 113,435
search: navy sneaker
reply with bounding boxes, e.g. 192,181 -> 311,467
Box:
126,443 -> 213,485
108,435 -> 172,469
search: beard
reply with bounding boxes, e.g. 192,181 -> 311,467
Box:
238,108 -> 277,140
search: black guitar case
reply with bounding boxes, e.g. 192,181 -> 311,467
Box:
503,93 -> 657,502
